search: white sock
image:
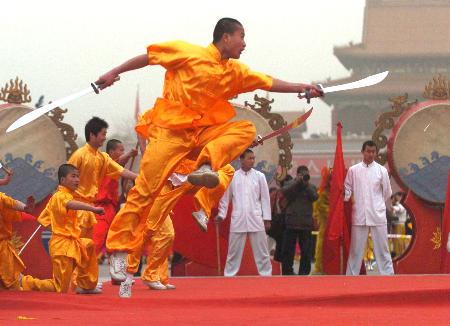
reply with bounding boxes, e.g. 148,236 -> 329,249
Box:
116,251 -> 127,259
199,164 -> 212,170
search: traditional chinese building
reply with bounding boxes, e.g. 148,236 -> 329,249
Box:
323,0 -> 450,135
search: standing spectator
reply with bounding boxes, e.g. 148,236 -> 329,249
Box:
216,149 -> 272,277
281,166 -> 318,275
345,140 -> 394,275
268,174 -> 292,262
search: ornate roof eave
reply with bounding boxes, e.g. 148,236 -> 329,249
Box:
333,45 -> 450,69
334,46 -> 450,58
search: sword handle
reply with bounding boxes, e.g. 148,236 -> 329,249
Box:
92,76 -> 121,94
91,83 -> 100,94
298,84 -> 324,103
305,88 -> 311,104
298,88 -> 311,103
250,135 -> 263,148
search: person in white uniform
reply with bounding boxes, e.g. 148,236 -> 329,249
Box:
216,149 -> 272,276
345,140 -> 394,275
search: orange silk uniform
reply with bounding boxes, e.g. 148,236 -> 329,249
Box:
107,41 -> 272,253
0,193 -> 24,290
68,144 -> 124,230
21,186 -> 98,293
127,164 -> 235,283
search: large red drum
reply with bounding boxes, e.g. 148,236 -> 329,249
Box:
388,100 -> 450,205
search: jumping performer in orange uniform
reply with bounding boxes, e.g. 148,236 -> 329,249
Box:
97,18 -> 322,297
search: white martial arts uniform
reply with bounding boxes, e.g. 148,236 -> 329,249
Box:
218,168 -> 272,276
344,161 -> 394,275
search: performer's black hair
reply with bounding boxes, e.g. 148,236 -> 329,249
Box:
85,116 -> 108,142
239,148 -> 254,159
58,163 -> 78,183
213,18 -> 243,43
361,140 -> 378,151
106,139 -> 122,154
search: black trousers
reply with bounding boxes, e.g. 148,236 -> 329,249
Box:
281,228 -> 313,275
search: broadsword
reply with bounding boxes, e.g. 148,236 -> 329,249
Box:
5,77 -> 119,133
299,71 -> 389,103
251,107 -> 313,147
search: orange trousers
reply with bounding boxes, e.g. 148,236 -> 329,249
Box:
106,121 -> 254,253
22,238 -> 98,293
128,215 -> 174,284
0,240 -> 25,290
127,165 -> 234,281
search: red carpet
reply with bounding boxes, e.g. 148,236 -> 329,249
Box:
1,275 -> 450,325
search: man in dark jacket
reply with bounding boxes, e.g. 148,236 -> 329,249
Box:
281,165 -> 318,275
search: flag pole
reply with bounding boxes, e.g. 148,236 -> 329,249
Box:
215,223 -> 221,276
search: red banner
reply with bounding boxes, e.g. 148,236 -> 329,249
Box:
322,123 -> 351,274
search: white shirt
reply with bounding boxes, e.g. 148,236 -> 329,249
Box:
393,202 -> 408,223
218,168 -> 271,233
344,161 -> 392,226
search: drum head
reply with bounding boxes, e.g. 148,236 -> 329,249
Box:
231,105 -> 279,183
388,101 -> 450,204
0,104 -> 67,202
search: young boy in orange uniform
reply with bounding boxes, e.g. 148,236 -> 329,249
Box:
68,117 -> 137,238
0,170 -> 35,290
21,164 -> 105,294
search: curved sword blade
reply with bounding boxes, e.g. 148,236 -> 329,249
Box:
322,71 -> 389,94
6,86 -> 95,133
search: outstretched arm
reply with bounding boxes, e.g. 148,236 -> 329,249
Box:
14,196 -> 35,214
121,169 -> 138,180
270,78 -> 323,98
96,54 -> 149,89
66,200 -> 105,215
118,148 -> 138,166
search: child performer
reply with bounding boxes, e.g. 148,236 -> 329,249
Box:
68,117 -> 137,239
0,170 -> 35,290
21,164 -> 105,294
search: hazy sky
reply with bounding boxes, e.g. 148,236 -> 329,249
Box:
1,0 -> 365,139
